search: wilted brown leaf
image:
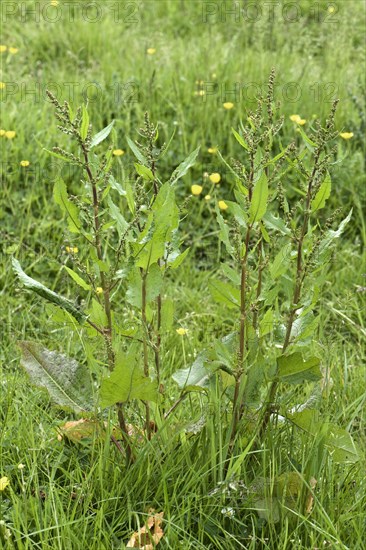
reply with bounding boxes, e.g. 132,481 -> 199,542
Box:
126,509 -> 164,549
57,418 -> 105,443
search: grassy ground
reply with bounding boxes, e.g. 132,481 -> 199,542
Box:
1,1 -> 365,548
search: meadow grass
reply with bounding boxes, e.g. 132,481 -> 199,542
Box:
1,1 -> 365,548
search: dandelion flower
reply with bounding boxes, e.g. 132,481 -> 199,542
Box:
339,132 -> 353,140
113,149 -> 125,156
65,246 -> 78,254
0,45 -> 7,53
0,82 -> 5,89
5,131 -> 16,139
218,200 -> 228,211
0,129 -> 5,136
17,464 -> 25,470
20,160 -> 30,167
176,328 -> 188,336
207,147 -> 217,154
147,48 -> 156,55
204,194 -> 211,200
223,102 -> 234,110
96,287 -> 103,294
209,172 -> 221,184
191,184 -> 203,196
9,47 -> 19,54
0,477 -> 10,491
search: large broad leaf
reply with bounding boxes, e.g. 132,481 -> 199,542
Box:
108,196 -> 129,236
100,349 -> 158,407
90,120 -> 114,149
169,146 -> 200,185
63,266 -> 91,291
311,172 -> 332,213
12,259 -> 87,325
18,341 -> 93,412
134,183 -> 179,269
126,264 -> 163,308
289,410 -> 359,463
126,136 -> 147,164
249,172 -> 268,224
215,207 -> 235,257
209,279 -> 240,309
318,209 -> 352,258
277,352 -> 321,384
172,354 -> 211,393
80,104 -> 90,141
53,178 -> 81,233
232,127 -> 249,151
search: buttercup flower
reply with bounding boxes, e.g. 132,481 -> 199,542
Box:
65,246 -> 78,254
204,194 -> 211,200
0,45 -> 7,53
147,48 -> 156,55
20,160 -> 30,167
339,132 -> 353,140
191,184 -> 203,196
207,147 -> 217,154
328,6 -> 335,13
5,131 -> 16,139
0,82 -> 5,89
17,464 -> 25,470
218,200 -> 228,211
290,114 -> 301,123
223,102 -> 234,110
113,149 -> 125,156
176,328 -> 188,336
209,173 -> 221,184
96,287 -> 103,294
0,477 -> 10,491
0,129 -> 5,136
9,47 -> 19,54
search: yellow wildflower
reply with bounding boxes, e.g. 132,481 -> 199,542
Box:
176,328 -> 188,336
290,114 -> 301,123
211,73 -> 217,78
204,194 -> 211,200
339,132 -> 353,140
223,102 -> 234,110
0,477 -> 10,491
96,287 -> 103,294
328,6 -> 335,13
9,47 -> 19,54
218,200 -> 228,211
209,172 -> 221,184
147,48 -> 156,55
0,45 -> 7,53
5,131 -> 16,139
194,89 -> 205,96
17,463 -> 25,470
113,149 -> 125,156
50,0 -> 59,5
20,160 -> 30,167
191,184 -> 203,196
0,82 -> 5,89
65,246 -> 78,254
0,129 -> 6,136
207,147 -> 217,154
